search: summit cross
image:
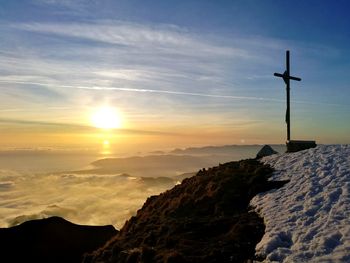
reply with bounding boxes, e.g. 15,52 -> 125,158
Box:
274,50 -> 301,142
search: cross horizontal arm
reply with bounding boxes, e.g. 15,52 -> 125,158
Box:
274,72 -> 301,81
289,76 -> 301,81
274,73 -> 284,78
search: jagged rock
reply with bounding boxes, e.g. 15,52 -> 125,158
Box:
0,216 -> 117,263
85,159 -> 287,263
256,145 -> 278,159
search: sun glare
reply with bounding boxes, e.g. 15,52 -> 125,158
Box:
91,106 -> 122,129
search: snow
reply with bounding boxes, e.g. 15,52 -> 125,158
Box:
251,145 -> 350,262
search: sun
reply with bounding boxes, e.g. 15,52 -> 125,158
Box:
91,106 -> 122,129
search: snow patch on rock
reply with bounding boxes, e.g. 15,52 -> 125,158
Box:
251,145 -> 350,262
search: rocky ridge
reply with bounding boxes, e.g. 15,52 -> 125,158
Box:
85,159 -> 288,263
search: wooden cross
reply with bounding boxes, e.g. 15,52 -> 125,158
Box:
274,50 -> 301,142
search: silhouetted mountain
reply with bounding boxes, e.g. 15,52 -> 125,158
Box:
84,159 -> 288,263
0,216 -> 117,263
67,145 -> 285,178
170,144 -> 285,155
74,154 -> 215,177
92,154 -> 209,169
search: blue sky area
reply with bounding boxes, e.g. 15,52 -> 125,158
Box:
0,0 -> 349,149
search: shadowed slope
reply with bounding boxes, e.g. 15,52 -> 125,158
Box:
0,216 -> 117,263
85,159 -> 287,263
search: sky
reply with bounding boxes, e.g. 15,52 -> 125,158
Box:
1,0 -> 350,153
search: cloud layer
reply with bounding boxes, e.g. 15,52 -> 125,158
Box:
0,145 -> 284,229
0,169 -> 176,229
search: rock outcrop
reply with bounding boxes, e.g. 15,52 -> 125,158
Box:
256,145 -> 278,159
85,159 -> 287,263
0,216 -> 117,263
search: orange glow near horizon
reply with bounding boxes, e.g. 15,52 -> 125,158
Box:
101,138 -> 111,155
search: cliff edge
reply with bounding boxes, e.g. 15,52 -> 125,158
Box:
85,159 -> 287,263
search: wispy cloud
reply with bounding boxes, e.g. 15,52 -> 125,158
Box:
34,0 -> 87,11
2,19 -> 347,141
2,20 -> 279,97
1,80 -> 348,108
13,21 -> 252,58
0,20 -> 284,127
0,79 -> 284,103
0,117 -> 178,136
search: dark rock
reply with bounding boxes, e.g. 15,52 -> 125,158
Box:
256,145 -> 278,159
86,159 -> 283,263
0,216 -> 117,263
286,140 -> 316,152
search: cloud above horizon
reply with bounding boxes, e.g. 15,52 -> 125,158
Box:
1,17 -> 349,144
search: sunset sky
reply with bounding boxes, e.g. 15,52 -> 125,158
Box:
1,0 -> 350,152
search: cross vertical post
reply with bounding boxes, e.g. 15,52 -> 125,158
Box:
286,50 -> 290,141
274,50 -> 301,142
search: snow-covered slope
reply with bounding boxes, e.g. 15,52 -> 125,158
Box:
251,145 -> 350,262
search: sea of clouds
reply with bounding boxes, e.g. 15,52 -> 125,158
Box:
0,168 -> 176,229
0,145 -> 285,229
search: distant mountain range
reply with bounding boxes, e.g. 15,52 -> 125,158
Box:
71,154 -> 211,177
70,144 -> 285,178
169,144 -> 285,155
169,144 -> 286,156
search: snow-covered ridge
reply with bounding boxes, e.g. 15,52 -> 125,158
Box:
251,145 -> 350,262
